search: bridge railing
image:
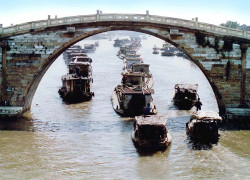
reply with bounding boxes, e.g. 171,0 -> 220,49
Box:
0,13 -> 249,40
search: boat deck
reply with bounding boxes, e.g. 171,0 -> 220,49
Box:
62,74 -> 92,80
116,86 -> 153,95
135,115 -> 167,126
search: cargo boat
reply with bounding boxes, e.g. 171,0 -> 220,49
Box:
173,84 -> 199,110
132,115 -> 172,149
111,70 -> 156,116
186,111 -> 222,142
82,44 -> 96,53
123,56 -> 143,71
58,56 -> 94,103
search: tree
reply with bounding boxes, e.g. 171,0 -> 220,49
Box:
220,21 -> 240,29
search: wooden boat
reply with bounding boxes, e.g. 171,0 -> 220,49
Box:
95,41 -> 99,47
161,50 -> 175,56
123,57 -> 143,71
113,38 -> 130,47
65,53 -> 89,65
132,115 -> 172,149
116,46 -> 136,59
63,47 -> 81,59
58,56 -> 94,103
111,71 -> 156,116
186,111 -> 222,142
173,84 -> 199,110
63,45 -> 88,65
153,49 -> 159,54
176,51 -> 185,57
82,44 -> 96,53
130,64 -> 154,89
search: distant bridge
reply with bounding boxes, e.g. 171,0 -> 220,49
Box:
0,11 -> 249,117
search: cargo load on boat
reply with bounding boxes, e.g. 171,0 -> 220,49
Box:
58,55 -> 94,103
111,70 -> 156,116
173,84 -> 199,110
186,111 -> 222,142
132,115 -> 172,149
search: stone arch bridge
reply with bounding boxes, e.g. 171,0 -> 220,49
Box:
0,11 -> 250,117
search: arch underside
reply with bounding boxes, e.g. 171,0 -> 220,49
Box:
3,21 -> 230,115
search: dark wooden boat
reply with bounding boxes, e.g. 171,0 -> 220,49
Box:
58,56 -> 94,103
132,115 -> 172,149
82,44 -> 96,53
113,38 -> 130,47
111,85 -> 156,116
153,49 -> 159,54
186,111 -> 222,142
58,74 -> 94,103
173,84 -> 199,110
161,50 -> 174,56
111,69 -> 156,116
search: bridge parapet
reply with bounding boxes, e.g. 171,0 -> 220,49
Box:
1,13 -> 250,40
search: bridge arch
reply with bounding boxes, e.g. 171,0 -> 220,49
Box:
0,13 -> 249,116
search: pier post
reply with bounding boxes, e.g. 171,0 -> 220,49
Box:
47,15 -> 51,26
146,10 -> 149,21
240,44 -> 248,107
96,10 -> 100,21
0,24 -> 2,34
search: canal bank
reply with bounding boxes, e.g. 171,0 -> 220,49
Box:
225,108 -> 250,129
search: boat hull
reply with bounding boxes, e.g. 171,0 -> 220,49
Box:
131,131 -> 172,149
174,98 -> 195,110
111,90 -> 156,117
186,120 -> 220,142
58,89 -> 93,103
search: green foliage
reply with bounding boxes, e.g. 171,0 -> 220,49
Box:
220,21 -> 240,29
222,38 -> 233,52
195,32 -> 206,47
214,37 -> 220,53
195,31 -> 233,54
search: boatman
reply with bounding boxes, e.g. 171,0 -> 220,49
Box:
194,98 -> 202,112
122,76 -> 127,87
144,103 -> 151,115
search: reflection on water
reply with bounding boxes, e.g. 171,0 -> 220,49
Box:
0,35 -> 249,179
0,116 -> 34,131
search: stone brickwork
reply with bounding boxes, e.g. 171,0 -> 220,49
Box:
0,20 -> 249,116
246,48 -> 250,107
247,48 -> 250,69
246,69 -> 250,105
0,47 -> 2,96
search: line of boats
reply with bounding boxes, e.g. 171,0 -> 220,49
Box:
59,44 -> 97,103
112,42 -> 172,150
153,43 -> 190,59
113,36 -> 142,48
131,82 -> 222,150
112,38 -> 156,117
59,40 -> 223,151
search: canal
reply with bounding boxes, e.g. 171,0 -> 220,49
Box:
0,34 -> 249,179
